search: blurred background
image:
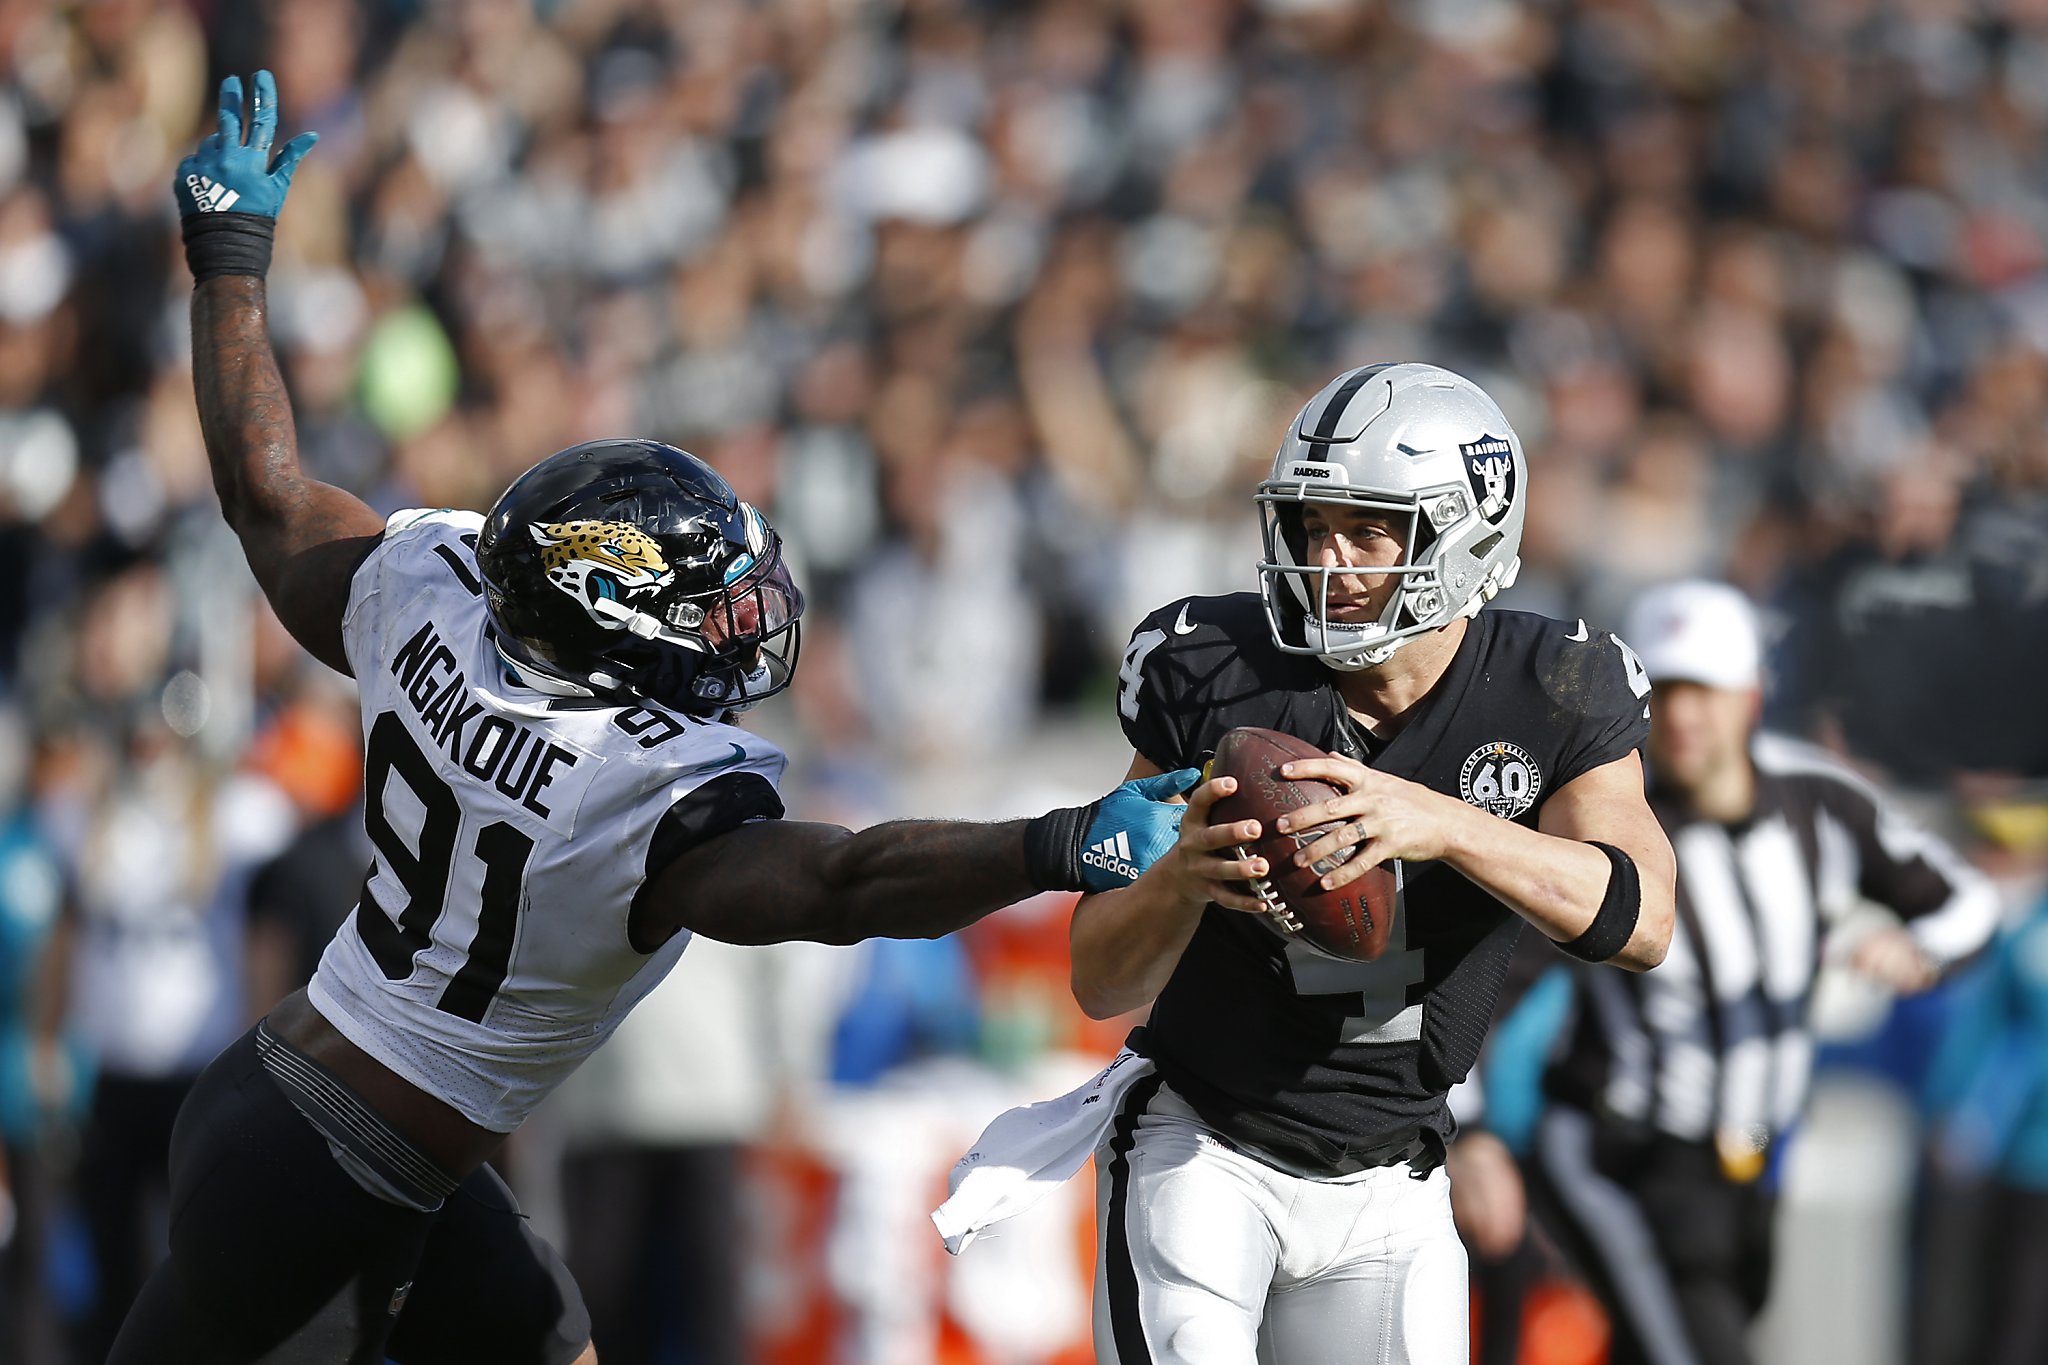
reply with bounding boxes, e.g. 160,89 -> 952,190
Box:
3,0 -> 2048,1361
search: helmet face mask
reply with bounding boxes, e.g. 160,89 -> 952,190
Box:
675,547 -> 804,707
476,440 -> 805,716
1257,363 -> 1525,671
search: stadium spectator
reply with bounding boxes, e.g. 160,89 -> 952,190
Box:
1925,889 -> 2048,1365
0,704 -> 72,1364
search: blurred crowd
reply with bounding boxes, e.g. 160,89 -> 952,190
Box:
4,0 -> 2048,1361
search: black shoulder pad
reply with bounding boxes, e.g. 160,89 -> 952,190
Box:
635,771 -> 785,912
1522,613 -> 1652,789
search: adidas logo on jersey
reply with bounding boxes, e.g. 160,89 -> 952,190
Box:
184,174 -> 241,212
1082,830 -> 1143,881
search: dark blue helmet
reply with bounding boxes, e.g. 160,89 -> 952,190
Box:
475,440 -> 803,715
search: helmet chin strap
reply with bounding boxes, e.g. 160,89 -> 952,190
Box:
692,658 -> 778,712
1299,584 -> 1415,672
589,596 -> 675,642
493,641 -> 601,697
1314,631 -> 1408,672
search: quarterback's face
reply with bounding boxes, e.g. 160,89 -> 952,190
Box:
1648,679 -> 1758,791
1299,501 -> 1407,622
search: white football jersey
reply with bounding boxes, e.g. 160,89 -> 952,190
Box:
308,509 -> 788,1132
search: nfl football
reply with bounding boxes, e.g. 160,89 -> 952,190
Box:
1209,727 -> 1398,962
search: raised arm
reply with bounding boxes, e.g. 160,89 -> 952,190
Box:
179,72 -> 382,674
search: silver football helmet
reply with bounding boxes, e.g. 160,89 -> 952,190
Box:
1257,362 -> 1526,670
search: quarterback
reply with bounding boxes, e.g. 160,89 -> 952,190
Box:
946,363 -> 1677,1365
111,74 -> 1254,1365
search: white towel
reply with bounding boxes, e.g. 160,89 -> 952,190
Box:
931,1047 -> 1155,1255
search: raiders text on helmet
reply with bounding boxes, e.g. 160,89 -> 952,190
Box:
475,440 -> 803,715
1256,363 -> 1526,669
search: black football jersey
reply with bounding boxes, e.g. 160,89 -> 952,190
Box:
1116,592 -> 1651,1177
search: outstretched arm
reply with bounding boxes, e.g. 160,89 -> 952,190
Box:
653,816 -> 1048,946
642,768 -> 1230,948
179,71 -> 381,673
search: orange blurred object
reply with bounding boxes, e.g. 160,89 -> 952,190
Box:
246,701 -> 363,819
964,891 -> 1138,1062
743,1142 -> 845,1365
1520,1279 -> 1611,1365
743,1124 -> 1099,1365
1471,1275 -> 1611,1365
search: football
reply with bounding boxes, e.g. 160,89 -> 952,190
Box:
1208,727 -> 1399,962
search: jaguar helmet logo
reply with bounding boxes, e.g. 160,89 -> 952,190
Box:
530,520 -> 674,627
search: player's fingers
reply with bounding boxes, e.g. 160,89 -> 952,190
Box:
1273,792 -> 1360,834
251,69 -> 279,152
1278,755 -> 1370,791
1318,838 -> 1390,891
1183,774 -> 1233,822
1130,767 -> 1203,802
1188,815 -> 1261,852
217,75 -> 245,145
1191,848 -> 1267,881
270,130 -> 318,182
1290,821 -> 1360,872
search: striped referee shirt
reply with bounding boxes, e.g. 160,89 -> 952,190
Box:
1545,733 -> 1999,1145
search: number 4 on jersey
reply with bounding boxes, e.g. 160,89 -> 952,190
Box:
1286,867 -> 1426,1043
1612,635 -> 1651,699
1119,628 -> 1167,722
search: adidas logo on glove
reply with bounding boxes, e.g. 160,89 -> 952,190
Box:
1081,830 -> 1143,882
185,174 -> 241,212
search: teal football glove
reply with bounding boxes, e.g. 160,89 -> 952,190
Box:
1078,767 -> 1202,890
175,70 -> 317,282
1022,767 -> 1202,893
175,71 -> 316,220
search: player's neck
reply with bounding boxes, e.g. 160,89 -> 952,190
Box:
1331,617 -> 1469,737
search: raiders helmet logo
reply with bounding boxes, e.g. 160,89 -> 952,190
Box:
1459,435 -> 1516,525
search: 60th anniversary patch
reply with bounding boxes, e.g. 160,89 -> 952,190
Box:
1459,741 -> 1541,819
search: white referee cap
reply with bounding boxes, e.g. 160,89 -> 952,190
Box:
1624,580 -> 1763,691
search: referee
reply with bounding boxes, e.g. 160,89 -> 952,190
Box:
1531,580 -> 2000,1365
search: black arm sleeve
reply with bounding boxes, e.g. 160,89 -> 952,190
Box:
632,771 -> 786,919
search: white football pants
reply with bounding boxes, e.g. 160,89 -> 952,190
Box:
1092,1079 -> 1468,1365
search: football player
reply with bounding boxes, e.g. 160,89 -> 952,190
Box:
1067,363 -> 1676,1364
116,74 -> 1251,1365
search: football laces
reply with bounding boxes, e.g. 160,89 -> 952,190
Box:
1235,842 -> 1303,933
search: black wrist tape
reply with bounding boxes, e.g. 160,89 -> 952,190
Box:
1023,802 -> 1095,892
1561,841 -> 1641,963
182,212 -> 276,282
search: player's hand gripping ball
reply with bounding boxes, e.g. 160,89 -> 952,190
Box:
1208,727 -> 1397,961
